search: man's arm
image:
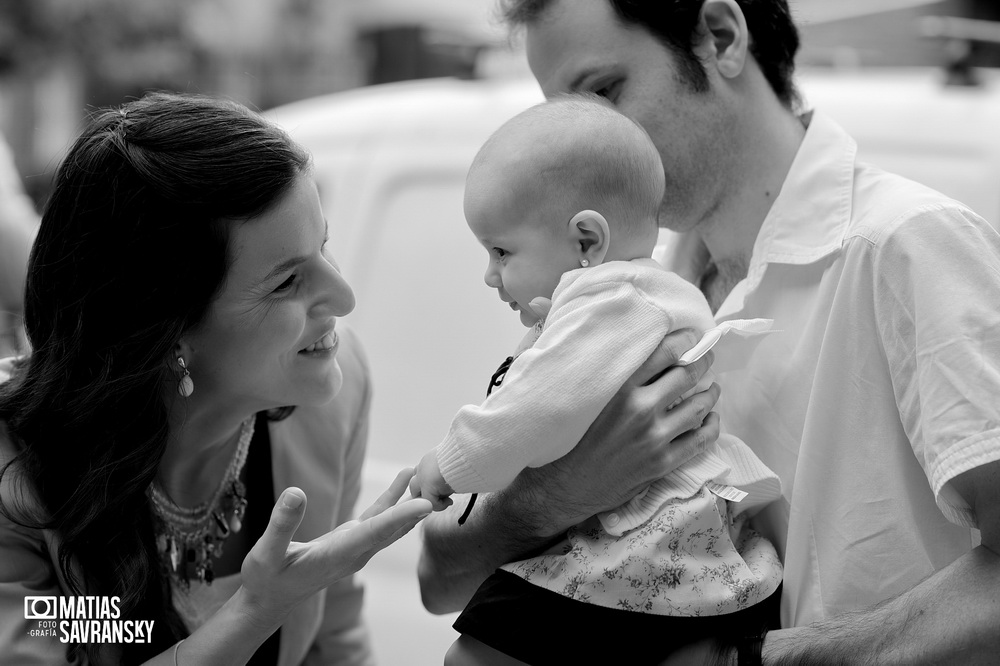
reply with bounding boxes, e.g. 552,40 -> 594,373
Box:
762,460 -> 1000,665
418,329 -> 721,613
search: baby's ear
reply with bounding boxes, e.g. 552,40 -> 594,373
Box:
568,209 -> 610,266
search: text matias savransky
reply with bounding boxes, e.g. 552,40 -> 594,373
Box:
25,595 -> 155,644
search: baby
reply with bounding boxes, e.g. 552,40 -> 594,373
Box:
413,96 -> 783,663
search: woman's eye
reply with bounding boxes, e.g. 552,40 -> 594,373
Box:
274,274 -> 296,292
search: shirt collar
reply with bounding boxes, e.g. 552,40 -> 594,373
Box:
655,111 -> 858,319
750,110 -> 857,268
656,111 -> 858,279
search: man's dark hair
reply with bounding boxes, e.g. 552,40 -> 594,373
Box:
499,0 -> 800,108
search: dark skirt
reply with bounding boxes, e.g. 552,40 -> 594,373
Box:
453,569 -> 781,665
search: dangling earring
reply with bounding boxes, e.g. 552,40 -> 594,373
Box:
176,357 -> 194,397
580,258 -> 590,267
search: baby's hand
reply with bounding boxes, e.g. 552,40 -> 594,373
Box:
527,297 -> 552,320
409,450 -> 455,512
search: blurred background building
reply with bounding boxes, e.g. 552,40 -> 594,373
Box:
0,0 -> 510,205
0,0 -> 997,208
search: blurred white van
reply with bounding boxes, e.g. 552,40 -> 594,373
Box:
268,69 -> 1000,454
265,69 -> 1000,665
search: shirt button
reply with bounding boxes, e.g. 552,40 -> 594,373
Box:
607,513 -> 620,526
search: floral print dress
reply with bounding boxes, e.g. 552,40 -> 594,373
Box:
502,486 -> 782,616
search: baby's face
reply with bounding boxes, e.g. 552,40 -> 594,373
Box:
465,184 -> 580,327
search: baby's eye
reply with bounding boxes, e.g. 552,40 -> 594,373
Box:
493,247 -> 507,260
273,274 -> 297,292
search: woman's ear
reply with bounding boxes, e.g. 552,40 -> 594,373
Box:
693,0 -> 749,80
173,340 -> 194,370
568,209 -> 610,266
171,340 -> 196,397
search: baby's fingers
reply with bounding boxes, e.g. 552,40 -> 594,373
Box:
431,495 -> 454,512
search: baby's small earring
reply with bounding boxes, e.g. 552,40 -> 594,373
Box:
580,258 -> 590,267
176,357 -> 194,397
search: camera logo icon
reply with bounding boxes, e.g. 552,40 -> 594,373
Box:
24,596 -> 58,620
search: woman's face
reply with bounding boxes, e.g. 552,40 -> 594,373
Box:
181,173 -> 355,412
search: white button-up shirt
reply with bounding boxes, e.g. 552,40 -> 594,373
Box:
656,110 -> 1000,628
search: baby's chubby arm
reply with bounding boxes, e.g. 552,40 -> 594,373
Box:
410,450 -> 455,512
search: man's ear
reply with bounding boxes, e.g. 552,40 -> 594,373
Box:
568,209 -> 610,266
693,0 -> 749,80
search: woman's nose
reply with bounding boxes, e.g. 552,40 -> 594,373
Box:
311,260 -> 356,318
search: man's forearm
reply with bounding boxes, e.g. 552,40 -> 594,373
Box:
764,545 -> 1000,665
417,486 -> 564,614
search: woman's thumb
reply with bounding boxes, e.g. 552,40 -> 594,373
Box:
257,487 -> 307,563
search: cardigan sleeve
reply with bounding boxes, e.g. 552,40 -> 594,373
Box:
436,265 -> 714,492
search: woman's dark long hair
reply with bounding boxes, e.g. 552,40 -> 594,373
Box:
0,92 -> 310,664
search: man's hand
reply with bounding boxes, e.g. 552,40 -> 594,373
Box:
753,459 -> 1000,665
503,328 -> 720,539
418,328 -> 721,612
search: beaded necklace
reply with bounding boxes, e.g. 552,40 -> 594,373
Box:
149,417 -> 254,586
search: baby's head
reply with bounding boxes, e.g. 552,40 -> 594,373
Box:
464,95 -> 665,326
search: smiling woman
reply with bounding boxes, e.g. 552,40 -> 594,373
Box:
0,92 -> 431,666
179,176 -> 355,411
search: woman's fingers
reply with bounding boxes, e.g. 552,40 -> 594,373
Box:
363,497 -> 433,549
359,467 -> 414,521
317,497 -> 432,575
255,487 -> 308,564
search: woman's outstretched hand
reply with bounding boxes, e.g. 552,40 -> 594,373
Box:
238,467 -> 432,629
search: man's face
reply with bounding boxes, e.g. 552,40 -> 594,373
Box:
525,0 -> 729,232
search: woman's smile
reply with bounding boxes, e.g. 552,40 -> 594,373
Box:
299,330 -> 339,356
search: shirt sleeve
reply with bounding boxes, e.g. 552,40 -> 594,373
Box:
437,268 -> 714,492
303,330 -> 374,666
872,203 -> 1000,528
